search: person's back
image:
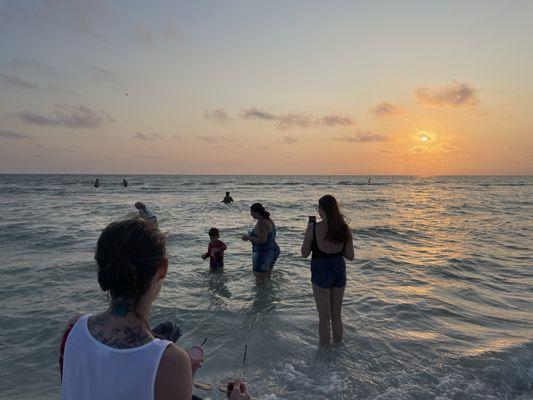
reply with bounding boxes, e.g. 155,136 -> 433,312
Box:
61,315 -> 172,400
312,221 -> 345,255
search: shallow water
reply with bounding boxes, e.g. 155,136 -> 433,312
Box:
0,175 -> 532,399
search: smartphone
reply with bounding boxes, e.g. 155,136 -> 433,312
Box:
308,216 -> 316,224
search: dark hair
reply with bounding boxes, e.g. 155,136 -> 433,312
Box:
95,219 -> 166,301
208,227 -> 220,237
225,192 -> 230,196
318,195 -> 350,244
134,201 -> 146,211
250,203 -> 270,219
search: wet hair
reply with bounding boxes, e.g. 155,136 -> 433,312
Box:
318,195 -> 350,244
95,219 -> 166,301
250,203 -> 270,219
134,201 -> 146,211
225,192 -> 230,196
208,227 -> 220,237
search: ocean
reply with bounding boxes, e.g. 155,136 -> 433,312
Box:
0,174 -> 532,400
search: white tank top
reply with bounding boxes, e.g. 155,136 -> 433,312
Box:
61,315 -> 172,400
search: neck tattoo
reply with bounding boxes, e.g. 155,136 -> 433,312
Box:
111,299 -> 133,317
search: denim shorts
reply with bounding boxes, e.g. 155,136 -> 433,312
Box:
252,244 -> 280,273
311,256 -> 346,289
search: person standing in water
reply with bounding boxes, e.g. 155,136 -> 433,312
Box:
242,203 -> 280,285
301,195 -> 354,344
94,178 -> 100,188
123,179 -> 128,187
135,202 -> 158,227
201,228 -> 227,272
59,219 -> 251,400
222,191 -> 234,204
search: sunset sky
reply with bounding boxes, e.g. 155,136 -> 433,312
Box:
1,0 -> 532,175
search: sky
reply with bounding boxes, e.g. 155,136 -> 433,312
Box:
0,0 -> 532,175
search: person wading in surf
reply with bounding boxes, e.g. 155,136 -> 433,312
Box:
301,195 -> 354,344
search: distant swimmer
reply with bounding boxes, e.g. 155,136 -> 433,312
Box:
222,191 -> 234,204
368,178 -> 371,184
94,178 -> 100,188
123,179 -> 128,187
134,202 -> 158,227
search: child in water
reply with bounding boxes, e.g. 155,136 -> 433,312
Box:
201,228 -> 227,271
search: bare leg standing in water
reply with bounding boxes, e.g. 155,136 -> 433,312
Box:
312,285 -> 345,344
313,285 -> 332,344
331,286 -> 345,341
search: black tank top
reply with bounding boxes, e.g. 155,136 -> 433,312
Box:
311,223 -> 345,259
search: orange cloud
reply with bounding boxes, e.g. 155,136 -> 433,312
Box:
416,81 -> 478,108
237,108 -> 354,129
371,101 -> 407,117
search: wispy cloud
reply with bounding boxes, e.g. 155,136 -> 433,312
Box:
2,71 -> 76,94
240,108 -> 277,121
35,144 -> 81,153
1,74 -> 41,90
134,132 -> 162,141
7,59 -> 71,80
15,104 -> 113,129
335,131 -> 392,143
133,22 -> 182,47
75,61 -> 123,83
135,154 -> 163,159
198,135 -> 234,144
47,83 -> 77,95
0,129 -> 31,139
199,136 -> 217,143
238,108 -> 353,130
283,136 -> 298,144
318,114 -> 354,126
416,81 -> 479,108
371,102 -> 407,117
204,109 -> 230,123
278,114 -> 311,129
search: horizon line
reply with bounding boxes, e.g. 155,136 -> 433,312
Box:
1,172 -> 532,177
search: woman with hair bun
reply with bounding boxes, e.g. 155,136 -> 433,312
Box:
242,203 -> 280,285
301,195 -> 354,344
60,219 -> 251,400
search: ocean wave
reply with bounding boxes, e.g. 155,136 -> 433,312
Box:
337,180 -> 390,186
369,341 -> 533,400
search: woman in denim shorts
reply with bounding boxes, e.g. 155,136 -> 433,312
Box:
242,203 -> 280,285
301,195 -> 354,344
